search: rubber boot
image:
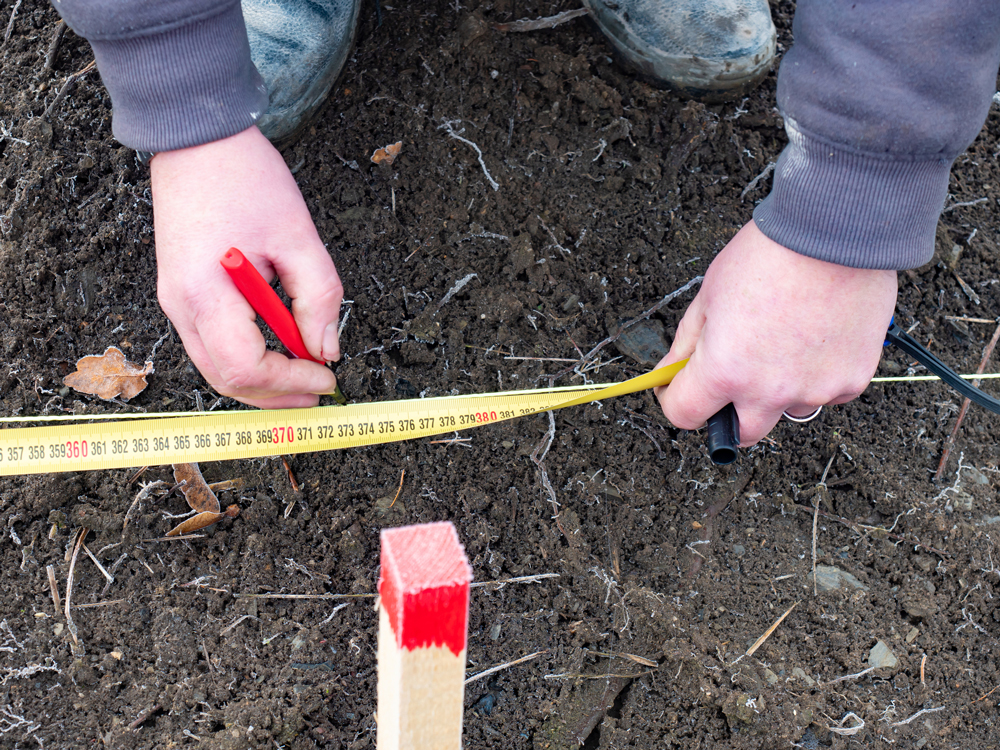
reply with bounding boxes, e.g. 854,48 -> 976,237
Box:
243,0 -> 362,143
583,0 -> 776,101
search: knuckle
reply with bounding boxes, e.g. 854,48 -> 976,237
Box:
216,364 -> 258,393
307,278 -> 344,314
659,400 -> 701,431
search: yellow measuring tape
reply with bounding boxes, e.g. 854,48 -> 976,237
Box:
0,363 -> 686,476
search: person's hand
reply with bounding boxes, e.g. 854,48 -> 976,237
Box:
151,126 -> 342,409
654,220 -> 897,445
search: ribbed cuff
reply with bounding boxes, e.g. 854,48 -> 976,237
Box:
753,120 -> 953,270
87,2 -> 269,153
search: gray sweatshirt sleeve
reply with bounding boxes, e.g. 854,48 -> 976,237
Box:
752,0 -> 1000,270
51,0 -> 268,152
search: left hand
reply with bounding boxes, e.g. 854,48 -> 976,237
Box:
151,126 -> 343,409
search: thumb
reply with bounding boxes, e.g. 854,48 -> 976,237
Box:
664,292 -> 707,365
655,346 -> 731,430
274,242 -> 345,363
653,292 -> 707,402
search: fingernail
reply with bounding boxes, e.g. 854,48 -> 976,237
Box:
322,322 -> 340,362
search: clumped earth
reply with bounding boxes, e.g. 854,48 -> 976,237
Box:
1,1 -> 999,748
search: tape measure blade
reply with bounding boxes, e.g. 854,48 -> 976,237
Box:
0,366 -> 679,475
0,387 -> 602,475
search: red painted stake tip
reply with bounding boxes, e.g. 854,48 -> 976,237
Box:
379,522 -> 472,656
220,247 -> 323,364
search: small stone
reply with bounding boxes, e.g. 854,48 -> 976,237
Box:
762,668 -> 779,685
905,627 -> 919,644
489,622 -> 502,641
732,544 -> 746,556
336,206 -> 370,225
868,640 -> 899,669
814,565 -> 869,592
722,693 -> 758,727
614,319 -> 670,366
561,294 -> 580,312
374,495 -> 406,515
458,11 -> 489,47
501,440 -> 514,449
952,491 -> 974,512
966,466 -> 990,485
901,591 -> 938,618
791,667 -> 815,686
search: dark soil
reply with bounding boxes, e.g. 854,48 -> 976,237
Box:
2,1 -> 999,748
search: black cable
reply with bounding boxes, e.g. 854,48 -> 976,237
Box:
885,322 -> 1000,415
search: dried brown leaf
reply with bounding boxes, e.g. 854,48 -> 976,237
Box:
166,506 -> 239,537
370,141 -> 402,166
172,463 -> 220,513
63,346 -> 153,401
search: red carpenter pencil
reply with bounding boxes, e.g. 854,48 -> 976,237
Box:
220,247 -> 323,364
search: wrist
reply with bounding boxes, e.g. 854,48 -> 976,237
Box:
753,119 -> 950,271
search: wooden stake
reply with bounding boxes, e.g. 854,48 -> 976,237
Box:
377,522 -> 472,750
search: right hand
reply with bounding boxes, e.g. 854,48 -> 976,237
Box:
654,221 -> 897,444
151,126 -> 342,408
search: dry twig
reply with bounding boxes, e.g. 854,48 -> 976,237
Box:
72,599 -> 125,609
820,665 -> 876,686
142,533 -> 206,542
65,528 -> 87,648
281,456 -> 300,492
891,706 -> 944,727
935,318 -> 1000,481
129,704 -> 161,732
122,480 -> 166,537
43,19 -> 66,72
43,59 -> 96,120
971,684 -> 1000,705
470,572 -> 559,588
492,7 -> 588,32
530,411 -> 567,539
439,119 -> 499,191
82,543 -> 114,584
46,565 -> 60,614
548,277 -> 702,381
389,469 -> 405,508
945,315 -> 996,324
3,0 -> 21,45
812,453 -> 836,596
465,650 -> 547,684
740,161 -> 776,201
745,601 -> 798,658
828,712 -> 865,736
792,503 -> 950,557
429,433 -> 473,448
220,614 -> 258,636
234,592 -> 375,600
